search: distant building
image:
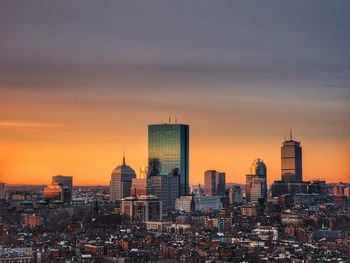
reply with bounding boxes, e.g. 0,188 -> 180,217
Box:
148,123 -> 189,196
43,175 -> 72,203
191,184 -> 205,196
52,175 -> 73,203
121,195 -> 162,221
175,195 -> 195,212
194,196 -> 222,211
43,184 -> 63,202
110,155 -> 136,202
271,181 -> 309,197
147,172 -> 179,211
281,131 -> 302,182
228,186 -> 244,204
146,221 -> 171,231
130,178 -> 148,197
241,204 -> 258,217
0,182 -> 5,200
250,159 -> 267,200
204,170 -> 226,197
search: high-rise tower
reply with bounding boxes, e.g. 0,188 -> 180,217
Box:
148,123 -> 189,196
281,130 -> 302,182
204,170 -> 226,197
250,158 -> 267,200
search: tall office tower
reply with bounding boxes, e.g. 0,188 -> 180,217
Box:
0,182 -> 5,200
250,177 -> 264,203
281,131 -> 302,182
52,175 -> 73,203
147,172 -> 179,212
110,156 -> 136,202
250,159 -> 267,200
204,170 -> 226,197
148,123 -> 189,196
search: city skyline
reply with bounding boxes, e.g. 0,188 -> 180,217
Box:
1,125 -> 349,186
0,1 -> 349,186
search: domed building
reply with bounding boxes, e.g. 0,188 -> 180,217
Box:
110,155 -> 136,202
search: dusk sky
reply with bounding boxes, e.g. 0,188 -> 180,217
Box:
0,1 -> 349,185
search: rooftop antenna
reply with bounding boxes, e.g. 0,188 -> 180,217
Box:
290,128 -> 293,140
122,149 -> 126,165
169,117 -> 171,124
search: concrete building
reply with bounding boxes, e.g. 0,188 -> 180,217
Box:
228,186 -> 244,204
250,177 -> 264,203
204,170 -> 226,197
241,204 -> 258,217
121,195 -> 162,221
110,156 -> 136,202
175,195 -> 195,212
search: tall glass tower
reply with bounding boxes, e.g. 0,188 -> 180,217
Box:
148,123 -> 189,196
281,131 -> 302,182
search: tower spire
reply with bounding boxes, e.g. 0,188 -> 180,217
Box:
290,128 -> 293,140
122,150 -> 126,165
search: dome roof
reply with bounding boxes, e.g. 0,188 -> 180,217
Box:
111,155 -> 136,176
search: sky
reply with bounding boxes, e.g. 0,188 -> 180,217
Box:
0,0 -> 349,186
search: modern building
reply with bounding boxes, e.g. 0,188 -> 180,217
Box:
147,173 -> 179,211
110,156 -> 136,202
0,182 -> 5,199
148,123 -> 189,196
204,170 -> 226,197
250,159 -> 267,200
121,195 -> 162,221
281,131 -> 302,182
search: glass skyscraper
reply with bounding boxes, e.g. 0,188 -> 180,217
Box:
148,123 -> 189,196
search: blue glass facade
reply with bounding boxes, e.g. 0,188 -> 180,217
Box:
148,124 -> 189,196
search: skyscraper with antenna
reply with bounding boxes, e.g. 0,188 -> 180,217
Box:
281,129 -> 303,182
